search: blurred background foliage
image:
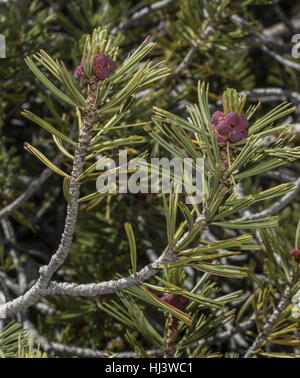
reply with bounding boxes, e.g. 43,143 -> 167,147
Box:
1,0 -> 300,357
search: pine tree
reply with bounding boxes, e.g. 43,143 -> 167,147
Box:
1,0 -> 300,358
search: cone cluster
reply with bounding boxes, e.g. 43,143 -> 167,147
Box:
212,111 -> 249,145
75,52 -> 116,80
161,294 -> 189,310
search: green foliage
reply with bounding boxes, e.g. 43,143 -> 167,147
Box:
0,323 -> 47,358
1,0 -> 300,359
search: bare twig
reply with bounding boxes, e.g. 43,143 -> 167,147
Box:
23,317 -> 162,358
1,218 -> 27,294
0,161 -> 59,220
264,15 -> 300,38
260,44 -> 300,72
231,14 -> 300,72
260,170 -> 296,183
236,177 -> 300,222
174,23 -> 215,74
239,88 -> 300,113
45,342 -> 162,358
0,272 -> 20,294
205,318 -> 255,347
112,0 -> 173,32
274,5 -> 297,35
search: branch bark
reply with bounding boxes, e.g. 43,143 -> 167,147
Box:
164,315 -> 179,358
236,177 -> 300,222
0,160 -> 60,220
0,212 -> 206,318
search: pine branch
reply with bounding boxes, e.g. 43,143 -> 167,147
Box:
244,279 -> 293,358
44,342 -> 162,358
23,307 -> 163,357
37,79 -> 98,287
0,211 -> 207,317
174,18 -> 218,74
0,79 -> 98,318
274,5 -> 297,35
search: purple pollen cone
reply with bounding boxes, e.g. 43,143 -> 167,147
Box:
93,52 -> 107,66
289,248 -> 300,261
92,53 -> 116,80
215,131 -> 227,145
216,121 -> 231,136
107,58 -> 116,72
211,110 -> 249,145
75,64 -> 85,78
161,294 -> 189,311
228,128 -> 243,143
225,111 -> 238,126
75,52 -> 116,81
93,65 -> 110,80
242,130 -> 248,139
212,111 -> 224,125
236,114 -> 249,131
